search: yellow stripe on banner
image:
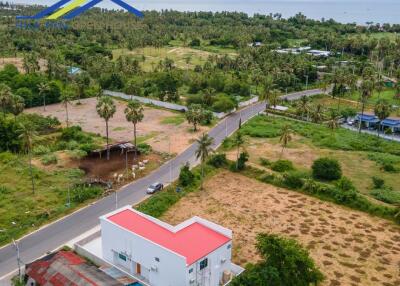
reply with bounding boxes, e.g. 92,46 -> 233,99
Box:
47,0 -> 88,19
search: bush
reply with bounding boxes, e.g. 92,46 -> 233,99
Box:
370,188 -> 400,204
382,163 -> 397,173
33,145 -> 51,155
335,176 -> 355,191
282,171 -> 305,189
207,153 -> 227,168
71,186 -> 103,203
372,176 -> 385,189
41,153 -> 58,165
312,157 -> 342,181
137,143 -> 152,155
271,160 -> 294,172
67,149 -> 87,160
179,163 -> 195,187
234,152 -> 249,171
259,157 -> 271,167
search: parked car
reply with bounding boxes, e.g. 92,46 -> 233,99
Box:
146,182 -> 164,194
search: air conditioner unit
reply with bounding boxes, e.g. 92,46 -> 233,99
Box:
220,258 -> 226,264
189,279 -> 195,284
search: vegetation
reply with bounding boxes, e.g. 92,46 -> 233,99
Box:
231,233 -> 324,286
96,96 -> 116,159
124,99 -> 144,146
312,158 -> 342,181
195,133 -> 214,189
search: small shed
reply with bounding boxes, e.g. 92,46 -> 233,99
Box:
381,117 -> 400,133
356,113 -> 379,129
89,142 -> 139,158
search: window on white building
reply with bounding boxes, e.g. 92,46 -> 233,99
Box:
118,253 -> 127,261
189,268 -> 193,274
199,258 -> 208,270
227,244 -> 231,249
155,257 -> 160,262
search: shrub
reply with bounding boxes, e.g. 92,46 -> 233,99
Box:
335,176 -> 355,191
137,143 -> 152,155
371,188 -> 400,204
259,173 -> 276,184
41,153 -> 58,165
236,152 -> 249,171
271,160 -> 294,172
67,149 -> 87,160
179,163 -> 195,187
207,153 -> 227,168
382,163 -> 397,173
71,185 -> 103,203
33,145 -> 51,155
259,157 -> 271,167
372,176 -> 385,189
312,157 -> 342,181
282,171 -> 305,189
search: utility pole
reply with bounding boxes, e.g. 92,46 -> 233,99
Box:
305,75 -> 309,89
169,136 -> 172,183
115,190 -> 118,210
13,239 -> 22,283
225,118 -> 228,137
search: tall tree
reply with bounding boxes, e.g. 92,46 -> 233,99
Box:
195,133 -> 214,190
60,87 -> 75,127
310,104 -> 325,123
9,94 -> 25,119
279,124 -> 292,158
296,96 -> 310,121
0,83 -> 12,115
358,80 -> 374,133
18,124 -> 37,194
124,100 -> 144,146
374,99 -> 391,138
96,96 -> 116,160
75,72 -> 90,104
38,82 -> 50,111
186,104 -> 205,131
233,132 -> 245,169
327,109 -> 340,135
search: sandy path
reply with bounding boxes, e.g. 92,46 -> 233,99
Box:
162,171 -> 400,286
26,98 -> 209,154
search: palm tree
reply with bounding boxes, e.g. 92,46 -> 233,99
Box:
358,80 -> 374,133
233,132 -> 245,169
327,110 -> 340,135
38,82 -> 50,111
279,124 -> 292,159
310,104 -> 325,123
195,133 -> 214,190
18,124 -> 37,194
9,94 -> 25,119
374,99 -> 392,138
296,96 -> 310,121
96,96 -> 116,160
60,87 -> 75,127
124,100 -> 144,146
260,76 -> 275,112
0,83 -> 12,116
203,88 -> 216,106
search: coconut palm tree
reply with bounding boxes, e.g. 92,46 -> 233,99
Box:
279,124 -> 292,159
0,83 -> 12,116
327,110 -> 340,135
195,133 -> 214,190
233,132 -> 245,169
374,99 -> 392,138
96,96 -> 116,160
296,96 -> 311,121
203,87 -> 216,106
18,124 -> 37,194
9,94 -> 25,119
38,82 -> 50,111
60,87 -> 75,127
358,80 -> 374,133
124,100 -> 144,146
310,104 -> 325,123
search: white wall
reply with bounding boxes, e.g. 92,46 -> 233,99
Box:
187,242 -> 232,286
101,219 -> 188,286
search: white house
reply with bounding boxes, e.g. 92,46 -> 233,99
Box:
99,206 -> 235,286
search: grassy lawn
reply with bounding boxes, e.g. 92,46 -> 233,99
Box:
343,88 -> 400,108
112,46 -> 215,71
0,152 -> 99,245
160,114 -> 185,126
234,115 -> 400,202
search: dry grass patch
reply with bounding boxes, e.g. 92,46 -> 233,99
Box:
162,170 -> 400,286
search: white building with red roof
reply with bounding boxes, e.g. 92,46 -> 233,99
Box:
88,205 -> 239,286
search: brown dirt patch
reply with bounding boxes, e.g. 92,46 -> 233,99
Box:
161,170 -> 400,286
0,57 -> 47,73
26,98 -> 209,154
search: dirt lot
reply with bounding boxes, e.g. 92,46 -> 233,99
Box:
162,171 -> 400,286
225,137 -> 400,195
0,57 -> 47,73
26,98 -> 209,154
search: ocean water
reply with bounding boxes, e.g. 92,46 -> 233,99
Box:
9,0 -> 400,24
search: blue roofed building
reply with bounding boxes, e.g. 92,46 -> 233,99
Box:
67,66 -> 82,75
355,113 -> 380,130
380,117 -> 400,134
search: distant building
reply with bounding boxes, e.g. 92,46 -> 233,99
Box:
67,66 -> 82,75
25,250 -> 123,286
355,113 -> 380,129
75,206 -> 244,286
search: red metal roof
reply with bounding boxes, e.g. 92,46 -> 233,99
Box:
107,209 -> 231,265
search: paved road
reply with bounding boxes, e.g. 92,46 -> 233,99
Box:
280,88 -> 326,101
0,101 -> 267,280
